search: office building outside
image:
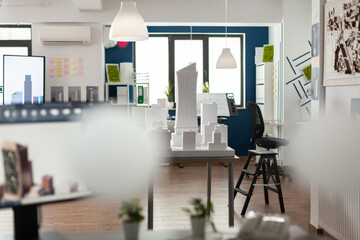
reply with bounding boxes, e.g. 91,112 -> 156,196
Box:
24,75 -> 32,104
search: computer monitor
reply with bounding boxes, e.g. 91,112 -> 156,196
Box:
3,55 -> 45,105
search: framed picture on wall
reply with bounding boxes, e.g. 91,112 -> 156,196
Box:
323,0 -> 360,86
106,64 -> 120,83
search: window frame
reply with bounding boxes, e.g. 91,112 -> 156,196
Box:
0,25 -> 32,95
0,25 -> 32,55
134,33 -> 245,108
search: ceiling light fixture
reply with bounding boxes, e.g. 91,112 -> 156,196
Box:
216,0 -> 237,69
109,1 -> 149,42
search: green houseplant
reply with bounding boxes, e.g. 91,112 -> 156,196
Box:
202,82 -> 210,93
164,84 -> 174,108
183,198 -> 213,238
119,199 -> 144,240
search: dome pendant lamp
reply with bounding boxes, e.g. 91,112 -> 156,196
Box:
216,0 -> 237,69
109,1 -> 149,42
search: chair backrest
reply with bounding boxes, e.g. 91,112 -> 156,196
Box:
247,102 -> 265,145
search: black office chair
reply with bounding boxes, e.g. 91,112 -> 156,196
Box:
234,102 -> 289,215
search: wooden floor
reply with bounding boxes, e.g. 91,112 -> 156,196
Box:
0,158 -> 310,234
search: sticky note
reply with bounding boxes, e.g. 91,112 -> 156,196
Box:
56,71 -> 62,77
70,70 -> 77,76
56,64 -> 62,70
64,58 -> 69,63
70,64 -> 77,69
70,58 -> 77,63
48,65 -> 55,70
48,70 -> 55,77
78,58 -> 84,63
78,70 -> 84,76
78,64 -> 84,70
64,69 -> 69,75
64,64 -> 69,69
56,58 -> 62,63
48,58 -> 55,64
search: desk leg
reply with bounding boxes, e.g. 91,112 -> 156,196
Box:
13,205 -> 39,240
148,176 -> 153,230
228,162 -> 234,227
207,163 -> 211,205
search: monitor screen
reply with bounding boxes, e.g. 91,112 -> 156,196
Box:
3,55 -> 45,105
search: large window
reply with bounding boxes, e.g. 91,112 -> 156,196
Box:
0,25 -> 32,105
135,33 -> 244,107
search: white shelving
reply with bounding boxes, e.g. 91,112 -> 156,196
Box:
255,62 -> 274,121
105,82 -> 149,106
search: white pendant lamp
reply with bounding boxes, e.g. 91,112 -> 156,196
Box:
216,0 -> 237,69
109,1 -> 149,42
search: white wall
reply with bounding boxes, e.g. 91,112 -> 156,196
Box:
32,23 -> 105,102
283,0 -> 312,166
0,0 -> 283,24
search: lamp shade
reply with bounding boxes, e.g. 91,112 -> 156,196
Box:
216,48 -> 237,69
109,1 -> 149,42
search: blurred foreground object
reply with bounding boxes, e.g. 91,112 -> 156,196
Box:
2,141 -> 32,201
237,211 -> 290,240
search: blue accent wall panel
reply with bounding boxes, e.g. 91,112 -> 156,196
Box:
105,26 -> 269,156
105,42 -> 133,63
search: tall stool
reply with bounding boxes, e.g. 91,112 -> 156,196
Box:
234,102 -> 289,215
234,149 -> 285,215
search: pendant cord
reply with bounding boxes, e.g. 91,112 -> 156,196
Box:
225,0 -> 228,47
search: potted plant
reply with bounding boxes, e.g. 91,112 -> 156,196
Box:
202,81 -> 210,93
183,198 -> 213,238
118,199 -> 144,240
164,84 -> 174,108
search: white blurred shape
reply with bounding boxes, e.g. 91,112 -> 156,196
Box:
72,106 -> 161,198
290,115 -> 360,189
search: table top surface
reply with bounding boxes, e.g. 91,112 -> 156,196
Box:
0,190 -> 92,209
64,225 -> 308,240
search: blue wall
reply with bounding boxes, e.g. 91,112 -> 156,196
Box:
105,26 -> 269,156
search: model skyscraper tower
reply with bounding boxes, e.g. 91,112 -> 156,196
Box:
24,75 -> 32,104
171,63 -> 201,147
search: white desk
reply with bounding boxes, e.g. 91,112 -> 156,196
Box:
0,191 -> 92,240
148,155 -> 238,230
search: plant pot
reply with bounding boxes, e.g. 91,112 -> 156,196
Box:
168,101 -> 174,109
123,221 -> 140,240
191,217 -> 206,238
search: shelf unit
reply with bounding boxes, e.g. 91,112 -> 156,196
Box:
255,62 -> 274,121
105,82 -> 149,106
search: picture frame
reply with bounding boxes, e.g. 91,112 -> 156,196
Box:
106,63 -> 120,83
2,141 -> 32,200
323,0 -> 360,86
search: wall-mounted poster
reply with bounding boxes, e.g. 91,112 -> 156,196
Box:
68,86 -> 81,103
51,86 -> 64,103
106,64 -> 120,82
86,86 -> 99,103
324,0 -> 360,86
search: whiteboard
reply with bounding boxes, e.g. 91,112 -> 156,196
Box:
197,93 -> 230,117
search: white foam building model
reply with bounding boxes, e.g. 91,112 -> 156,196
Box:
145,104 -> 171,150
200,102 -> 228,150
170,63 -> 230,151
171,63 -> 202,149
